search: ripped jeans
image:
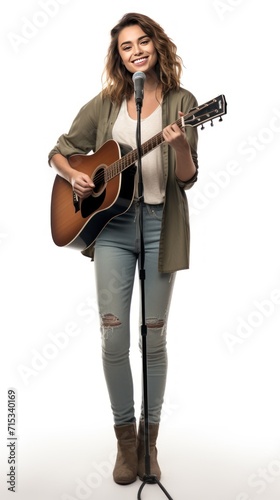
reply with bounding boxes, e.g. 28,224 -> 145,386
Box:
94,200 -> 176,425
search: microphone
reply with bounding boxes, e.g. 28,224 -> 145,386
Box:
132,71 -> 146,107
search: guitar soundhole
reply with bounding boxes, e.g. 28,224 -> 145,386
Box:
91,165 -> 106,197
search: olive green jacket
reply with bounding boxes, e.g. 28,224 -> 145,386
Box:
48,88 -> 199,273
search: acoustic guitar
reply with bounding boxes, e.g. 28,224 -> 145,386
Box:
50,94 -> 227,251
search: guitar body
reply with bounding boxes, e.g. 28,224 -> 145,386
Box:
50,140 -> 136,250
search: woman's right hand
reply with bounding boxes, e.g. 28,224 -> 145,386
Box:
50,153 -> 95,200
71,171 -> 95,200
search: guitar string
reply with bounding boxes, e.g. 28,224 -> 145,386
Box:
83,103 -> 223,188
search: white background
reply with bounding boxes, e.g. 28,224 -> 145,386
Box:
1,1 -> 280,499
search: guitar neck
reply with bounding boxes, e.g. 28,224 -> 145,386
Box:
106,112 -> 190,182
106,130 -> 164,182
105,94 -> 227,181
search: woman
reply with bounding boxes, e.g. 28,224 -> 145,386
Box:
48,12 -> 199,485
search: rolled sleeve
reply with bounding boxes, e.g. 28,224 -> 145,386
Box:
48,96 -> 100,165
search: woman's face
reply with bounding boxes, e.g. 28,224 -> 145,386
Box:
118,24 -> 158,76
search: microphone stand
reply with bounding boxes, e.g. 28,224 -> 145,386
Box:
134,92 -> 173,500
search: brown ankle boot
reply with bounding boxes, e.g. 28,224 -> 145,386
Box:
113,422 -> 138,485
137,420 -> 161,480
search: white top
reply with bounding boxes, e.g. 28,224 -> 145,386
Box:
112,100 -> 165,204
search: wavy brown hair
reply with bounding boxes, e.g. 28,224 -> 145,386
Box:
102,12 -> 183,105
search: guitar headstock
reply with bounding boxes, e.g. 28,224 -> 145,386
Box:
184,94 -> 227,129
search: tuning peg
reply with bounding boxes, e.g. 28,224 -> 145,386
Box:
219,116 -> 223,122
211,120 -> 214,126
201,124 -> 205,130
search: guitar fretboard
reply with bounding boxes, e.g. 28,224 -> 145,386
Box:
104,94 -> 226,182
105,130 -> 165,182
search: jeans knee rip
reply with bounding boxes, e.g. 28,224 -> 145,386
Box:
100,313 -> 121,340
101,313 -> 121,327
146,318 -> 165,335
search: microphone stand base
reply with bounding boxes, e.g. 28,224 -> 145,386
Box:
137,474 -> 174,500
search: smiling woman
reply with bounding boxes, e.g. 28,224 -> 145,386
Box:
48,11 -> 199,488
117,25 -> 160,120
118,29 -> 157,70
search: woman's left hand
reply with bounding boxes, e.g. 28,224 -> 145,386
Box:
162,112 -> 190,153
163,112 -> 196,182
